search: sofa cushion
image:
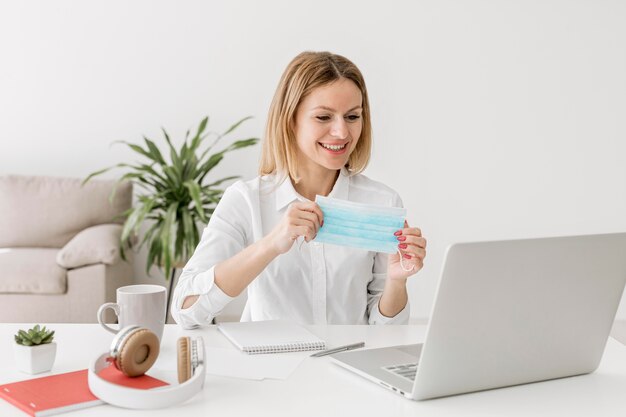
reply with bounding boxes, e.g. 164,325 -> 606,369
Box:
0,248 -> 67,294
56,224 -> 123,268
0,175 -> 132,248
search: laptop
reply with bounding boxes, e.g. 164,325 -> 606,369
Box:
331,232 -> 626,400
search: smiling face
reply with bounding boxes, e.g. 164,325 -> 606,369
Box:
293,78 -> 363,174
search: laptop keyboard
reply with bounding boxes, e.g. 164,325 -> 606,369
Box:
382,362 -> 418,382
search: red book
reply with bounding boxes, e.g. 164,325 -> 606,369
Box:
0,366 -> 168,416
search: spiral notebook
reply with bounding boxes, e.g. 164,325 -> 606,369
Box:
218,320 -> 326,354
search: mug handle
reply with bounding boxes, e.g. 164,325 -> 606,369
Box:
97,302 -> 120,334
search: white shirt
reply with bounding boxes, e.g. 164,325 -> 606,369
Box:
171,168 -> 410,329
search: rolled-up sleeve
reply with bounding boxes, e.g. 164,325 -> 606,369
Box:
366,252 -> 410,325
171,182 -> 251,328
366,190 -> 410,325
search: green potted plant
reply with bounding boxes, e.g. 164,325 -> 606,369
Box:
13,325 -> 56,374
85,116 -> 259,318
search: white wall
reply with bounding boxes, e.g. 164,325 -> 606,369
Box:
2,0 -> 626,320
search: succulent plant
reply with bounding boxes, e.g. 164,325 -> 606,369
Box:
14,325 -> 55,346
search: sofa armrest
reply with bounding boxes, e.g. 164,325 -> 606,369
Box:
56,224 -> 124,269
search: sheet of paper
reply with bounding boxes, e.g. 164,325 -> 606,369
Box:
153,347 -> 309,381
203,347 -> 309,380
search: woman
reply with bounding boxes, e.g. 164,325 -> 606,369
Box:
172,51 -> 426,328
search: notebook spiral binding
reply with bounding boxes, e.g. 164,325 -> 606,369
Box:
243,341 -> 326,355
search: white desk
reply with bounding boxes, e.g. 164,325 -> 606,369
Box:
2,324 -> 626,417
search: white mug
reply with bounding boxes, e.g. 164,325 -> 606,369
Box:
97,285 -> 167,340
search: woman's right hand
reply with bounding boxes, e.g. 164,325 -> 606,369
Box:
265,201 -> 324,255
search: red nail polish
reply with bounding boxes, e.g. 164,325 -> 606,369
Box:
394,230 -> 402,236
321,220 -> 324,227
398,243 -> 407,249
397,236 -> 406,241
403,253 -> 412,259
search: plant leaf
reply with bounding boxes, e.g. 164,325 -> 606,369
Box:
197,137 -> 258,176
83,162 -> 146,186
196,153 -> 224,183
174,213 -> 185,263
202,116 -> 252,156
121,198 -> 156,244
195,137 -> 258,185
181,209 -> 196,259
183,180 -> 207,223
42,330 -> 55,343
162,128 -> 183,176
224,137 -> 260,152
82,166 -> 115,185
113,140 -> 163,165
222,116 -> 253,137
143,136 -> 166,165
163,165 -> 182,191
147,237 -> 161,276
204,175 -> 240,188
189,116 -> 209,152
160,202 -> 178,279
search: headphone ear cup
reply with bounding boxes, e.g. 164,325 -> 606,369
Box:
177,337 -> 192,383
117,328 -> 160,377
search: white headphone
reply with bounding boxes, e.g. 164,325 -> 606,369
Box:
87,325 -> 205,409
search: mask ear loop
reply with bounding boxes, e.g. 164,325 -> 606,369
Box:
398,249 -> 415,272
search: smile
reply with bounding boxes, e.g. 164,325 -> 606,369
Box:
319,143 -> 348,151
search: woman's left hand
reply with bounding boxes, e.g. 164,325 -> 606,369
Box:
387,221 -> 426,281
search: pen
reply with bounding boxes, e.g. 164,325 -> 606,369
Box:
310,341 -> 365,357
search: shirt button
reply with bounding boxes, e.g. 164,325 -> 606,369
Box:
313,242 -> 320,247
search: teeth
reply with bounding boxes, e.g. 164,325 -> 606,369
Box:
321,143 -> 346,151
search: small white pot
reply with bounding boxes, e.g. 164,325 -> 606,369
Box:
13,342 -> 57,374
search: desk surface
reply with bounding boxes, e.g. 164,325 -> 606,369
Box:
1,324 -> 626,417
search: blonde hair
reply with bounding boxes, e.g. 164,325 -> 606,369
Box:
259,51 -> 372,182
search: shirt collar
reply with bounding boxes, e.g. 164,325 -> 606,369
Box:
274,167 -> 350,211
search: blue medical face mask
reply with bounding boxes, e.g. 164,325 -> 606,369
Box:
314,196 -> 413,271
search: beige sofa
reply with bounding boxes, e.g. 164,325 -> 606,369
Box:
0,175 -> 133,323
